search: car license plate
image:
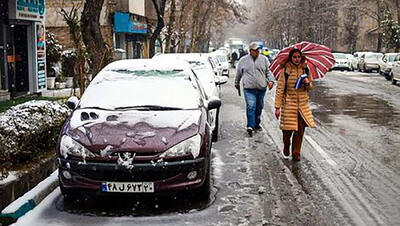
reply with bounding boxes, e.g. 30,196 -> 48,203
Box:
101,182 -> 154,193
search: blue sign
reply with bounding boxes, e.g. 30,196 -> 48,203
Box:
114,12 -> 147,34
14,0 -> 45,21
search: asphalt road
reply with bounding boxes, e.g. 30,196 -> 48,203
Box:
13,69 -> 400,226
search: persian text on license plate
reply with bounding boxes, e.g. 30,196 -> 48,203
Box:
101,182 -> 154,193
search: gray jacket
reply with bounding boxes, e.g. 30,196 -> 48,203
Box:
235,54 -> 275,90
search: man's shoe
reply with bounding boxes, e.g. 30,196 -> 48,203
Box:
255,125 -> 263,131
246,127 -> 254,136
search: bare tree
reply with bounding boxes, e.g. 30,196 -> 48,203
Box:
81,0 -> 111,75
58,1 -> 87,95
149,0 -> 168,57
164,0 -> 176,53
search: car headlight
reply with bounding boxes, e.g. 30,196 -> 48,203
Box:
159,134 -> 202,158
60,135 -> 97,159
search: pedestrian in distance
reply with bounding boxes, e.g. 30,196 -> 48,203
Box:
274,48 -> 315,161
239,48 -> 247,59
231,51 -> 238,68
235,42 -> 275,136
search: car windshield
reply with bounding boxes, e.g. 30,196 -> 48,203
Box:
79,69 -> 202,110
334,54 -> 347,60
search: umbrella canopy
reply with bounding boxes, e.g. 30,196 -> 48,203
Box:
269,41 -> 335,80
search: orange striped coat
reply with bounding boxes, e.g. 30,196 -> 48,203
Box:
274,62 -> 315,131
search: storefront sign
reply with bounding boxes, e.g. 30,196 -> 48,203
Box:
35,22 -> 46,90
9,0 -> 46,22
114,12 -> 147,34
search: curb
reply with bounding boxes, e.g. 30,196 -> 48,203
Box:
0,170 -> 59,225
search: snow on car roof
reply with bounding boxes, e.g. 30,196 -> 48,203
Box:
79,59 -> 203,110
102,58 -> 192,72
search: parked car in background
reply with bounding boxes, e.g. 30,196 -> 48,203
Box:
378,53 -> 398,80
358,52 -> 383,72
345,54 -> 354,71
153,53 -> 227,142
58,59 -> 221,199
391,54 -> 400,85
208,54 -> 223,77
210,51 -> 230,77
351,52 -> 369,71
332,53 -> 351,71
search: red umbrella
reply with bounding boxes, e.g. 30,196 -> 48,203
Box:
269,41 -> 335,80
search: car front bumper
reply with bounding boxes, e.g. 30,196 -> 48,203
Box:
58,157 -> 207,194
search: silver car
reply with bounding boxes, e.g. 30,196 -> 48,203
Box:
378,53 -> 398,80
358,52 -> 383,73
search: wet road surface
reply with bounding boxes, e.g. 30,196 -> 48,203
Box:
14,70 -> 400,225
263,70 -> 400,225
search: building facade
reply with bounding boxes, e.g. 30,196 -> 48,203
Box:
0,0 -> 47,100
46,0 -> 154,60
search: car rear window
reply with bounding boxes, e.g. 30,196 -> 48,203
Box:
334,54 -> 346,60
366,54 -> 382,60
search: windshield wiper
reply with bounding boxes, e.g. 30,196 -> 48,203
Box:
114,105 -> 183,111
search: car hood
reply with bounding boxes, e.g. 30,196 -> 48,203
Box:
65,108 -> 203,154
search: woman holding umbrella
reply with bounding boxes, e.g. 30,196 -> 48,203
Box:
274,49 -> 315,161
270,42 -> 335,161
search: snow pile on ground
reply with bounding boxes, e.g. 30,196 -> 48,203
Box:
0,101 -> 70,167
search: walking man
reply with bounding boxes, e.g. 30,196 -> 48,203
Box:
235,42 -> 275,136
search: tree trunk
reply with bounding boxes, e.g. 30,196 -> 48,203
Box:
149,0 -> 167,57
189,1 -> 202,52
177,0 -> 188,53
164,0 -> 176,53
81,0 -> 108,75
396,0 -> 400,23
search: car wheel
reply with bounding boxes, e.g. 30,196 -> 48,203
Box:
60,183 -> 81,201
211,108 -> 220,142
387,72 -> 393,81
196,158 -> 211,197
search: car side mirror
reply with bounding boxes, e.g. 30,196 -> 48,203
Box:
67,96 -> 79,110
207,97 -> 222,110
215,76 -> 228,85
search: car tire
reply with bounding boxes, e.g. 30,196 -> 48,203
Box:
196,158 -> 211,197
211,108 -> 220,142
60,183 -> 80,201
387,72 -> 393,81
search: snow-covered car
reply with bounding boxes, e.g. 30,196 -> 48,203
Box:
351,52 -> 370,71
210,51 -> 230,77
358,52 -> 383,72
207,54 -> 222,76
378,53 -> 398,80
57,59 -> 221,198
153,53 -> 227,141
345,54 -> 354,71
332,53 -> 351,71
391,54 -> 400,85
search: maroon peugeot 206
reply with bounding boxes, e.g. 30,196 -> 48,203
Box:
57,59 -> 221,198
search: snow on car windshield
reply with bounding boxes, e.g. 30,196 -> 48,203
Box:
79,70 -> 202,110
